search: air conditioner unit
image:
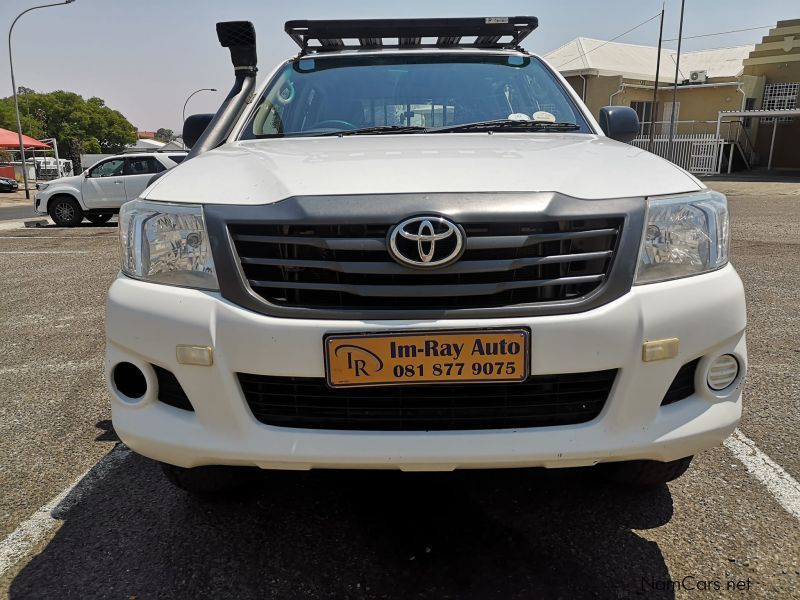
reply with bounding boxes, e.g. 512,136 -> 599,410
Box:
689,70 -> 707,84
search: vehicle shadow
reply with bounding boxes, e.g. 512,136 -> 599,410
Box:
93,419 -> 119,442
10,447 -> 676,599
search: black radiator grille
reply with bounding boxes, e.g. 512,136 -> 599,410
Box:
229,219 -> 622,310
238,370 -> 617,431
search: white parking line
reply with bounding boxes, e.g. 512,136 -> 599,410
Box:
0,251 -> 91,254
0,445 -> 130,577
724,429 -> 800,521
0,219 -> 115,232
0,359 -> 100,376
0,309 -> 102,329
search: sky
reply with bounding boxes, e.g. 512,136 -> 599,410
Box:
0,0 -> 796,132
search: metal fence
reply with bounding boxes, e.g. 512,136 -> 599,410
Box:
638,119 -> 733,138
631,118 -> 759,175
631,134 -> 724,175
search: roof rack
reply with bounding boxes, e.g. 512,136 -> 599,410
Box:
284,17 -> 538,54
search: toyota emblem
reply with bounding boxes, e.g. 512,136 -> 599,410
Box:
388,216 -> 464,268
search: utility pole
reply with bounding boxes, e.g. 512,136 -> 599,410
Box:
667,0 -> 686,160
648,2 -> 665,152
8,0 -> 77,199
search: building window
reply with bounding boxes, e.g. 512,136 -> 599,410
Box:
761,82 -> 799,124
630,101 -> 653,135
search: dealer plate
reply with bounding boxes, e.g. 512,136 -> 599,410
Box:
324,328 -> 530,388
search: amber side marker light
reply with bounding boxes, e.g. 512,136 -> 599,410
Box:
642,338 -> 679,362
176,345 -> 214,366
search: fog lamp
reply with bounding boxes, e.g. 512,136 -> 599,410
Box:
707,354 -> 739,390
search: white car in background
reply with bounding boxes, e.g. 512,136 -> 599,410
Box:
34,152 -> 187,226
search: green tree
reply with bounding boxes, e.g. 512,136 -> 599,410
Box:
155,128 -> 174,142
82,136 -> 101,154
0,89 -> 137,168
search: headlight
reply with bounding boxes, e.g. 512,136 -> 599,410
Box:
119,199 -> 218,290
635,191 -> 729,284
37,183 -> 49,190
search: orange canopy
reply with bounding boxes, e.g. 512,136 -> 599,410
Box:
0,127 -> 51,149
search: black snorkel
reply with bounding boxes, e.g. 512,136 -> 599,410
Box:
183,21 -> 258,158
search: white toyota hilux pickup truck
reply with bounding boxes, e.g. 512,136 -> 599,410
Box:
106,18 -> 747,494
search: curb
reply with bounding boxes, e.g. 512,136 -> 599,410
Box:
0,218 -> 50,231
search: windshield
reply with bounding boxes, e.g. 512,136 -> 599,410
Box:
239,54 -> 591,139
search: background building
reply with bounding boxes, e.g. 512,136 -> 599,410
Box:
544,19 -> 799,172
742,19 -> 800,170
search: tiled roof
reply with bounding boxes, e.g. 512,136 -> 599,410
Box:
544,37 -> 754,81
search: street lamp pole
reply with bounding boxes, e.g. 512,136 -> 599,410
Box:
182,88 -> 217,124
8,0 -> 76,199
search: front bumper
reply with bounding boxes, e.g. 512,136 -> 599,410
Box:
34,193 -> 47,214
106,265 -> 746,471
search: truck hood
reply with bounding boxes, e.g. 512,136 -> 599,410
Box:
41,174 -> 83,189
144,133 -> 703,204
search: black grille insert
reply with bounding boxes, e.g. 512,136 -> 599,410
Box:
661,359 -> 699,406
153,366 -> 194,412
229,219 -> 622,311
238,370 -> 617,431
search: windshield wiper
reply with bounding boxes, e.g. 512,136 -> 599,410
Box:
429,119 -> 581,133
317,125 -> 428,137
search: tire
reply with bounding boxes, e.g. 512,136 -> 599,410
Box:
85,213 -> 113,225
160,462 -> 259,495
48,196 -> 83,227
600,456 -> 694,487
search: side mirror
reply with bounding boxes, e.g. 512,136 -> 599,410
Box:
598,106 -> 640,143
183,113 -> 215,149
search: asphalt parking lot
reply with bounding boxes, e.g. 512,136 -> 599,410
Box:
0,180 -> 798,599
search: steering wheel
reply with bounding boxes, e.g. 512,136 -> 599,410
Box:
311,119 -> 357,130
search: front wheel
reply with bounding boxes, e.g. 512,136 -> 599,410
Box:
85,213 -> 113,225
160,462 -> 260,495
48,196 -> 83,227
599,456 -> 694,487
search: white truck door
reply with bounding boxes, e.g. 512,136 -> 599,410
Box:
123,156 -> 167,201
81,158 -> 127,209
